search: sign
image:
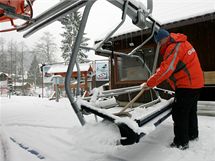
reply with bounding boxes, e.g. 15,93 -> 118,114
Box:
0,80 -> 8,95
95,60 -> 109,81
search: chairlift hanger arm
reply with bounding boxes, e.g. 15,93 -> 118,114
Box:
18,0 -> 86,32
64,0 -> 96,126
22,0 -> 87,37
92,0 -> 158,78
94,0 -> 129,50
108,0 -> 151,27
128,21 -> 156,56
95,0 -> 157,50
21,0 -> 158,37
0,0 -> 35,32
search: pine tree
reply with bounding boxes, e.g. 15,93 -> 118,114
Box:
27,55 -> 41,86
59,11 -> 90,63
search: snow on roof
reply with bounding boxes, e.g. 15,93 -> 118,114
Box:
152,0 -> 215,24
129,0 -> 147,11
13,82 -> 31,87
96,0 -> 215,40
0,72 -> 9,76
47,63 -> 92,74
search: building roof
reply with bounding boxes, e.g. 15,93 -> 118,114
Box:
13,82 -> 32,87
47,63 -> 93,74
152,0 -> 215,25
0,72 -> 9,81
96,0 -> 215,41
110,12 -> 215,42
0,72 -> 9,77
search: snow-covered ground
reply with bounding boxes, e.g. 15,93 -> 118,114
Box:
0,96 -> 215,161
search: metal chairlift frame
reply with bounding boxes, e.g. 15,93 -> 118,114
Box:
20,0 -> 174,145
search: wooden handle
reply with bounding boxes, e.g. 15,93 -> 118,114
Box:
114,87 -> 146,117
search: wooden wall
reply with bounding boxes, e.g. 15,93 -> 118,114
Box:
108,17 -> 215,101
167,19 -> 215,71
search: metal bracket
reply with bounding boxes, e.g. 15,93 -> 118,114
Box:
0,2 -> 31,21
64,0 -> 96,126
95,0 -> 129,50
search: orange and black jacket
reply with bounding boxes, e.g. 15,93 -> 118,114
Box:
147,33 -> 204,90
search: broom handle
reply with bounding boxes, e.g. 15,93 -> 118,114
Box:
118,87 -> 146,113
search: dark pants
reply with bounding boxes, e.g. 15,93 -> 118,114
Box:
172,88 -> 201,146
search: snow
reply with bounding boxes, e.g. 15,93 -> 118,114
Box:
0,81 -> 7,86
1,96 -> 215,161
152,0 -> 215,24
12,82 -> 30,87
79,96 -> 174,134
47,63 -> 92,74
95,0 -> 215,41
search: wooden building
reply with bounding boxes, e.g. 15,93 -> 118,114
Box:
96,12 -> 215,102
13,82 -> 33,96
0,72 -> 9,95
47,63 -> 94,97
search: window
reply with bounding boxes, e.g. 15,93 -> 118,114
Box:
117,47 -> 155,81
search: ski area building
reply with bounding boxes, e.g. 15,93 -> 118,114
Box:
45,63 -> 94,97
96,10 -> 215,102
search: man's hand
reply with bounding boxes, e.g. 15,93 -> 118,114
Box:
140,82 -> 149,89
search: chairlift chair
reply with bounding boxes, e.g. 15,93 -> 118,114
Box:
1,0 -> 175,145
0,0 -> 35,32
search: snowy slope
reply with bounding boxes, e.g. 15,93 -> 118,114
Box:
0,96 -> 215,161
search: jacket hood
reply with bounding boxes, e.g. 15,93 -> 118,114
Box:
160,33 -> 187,55
170,33 -> 187,42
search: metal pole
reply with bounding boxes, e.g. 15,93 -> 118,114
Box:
56,84 -> 59,102
21,44 -> 24,95
151,42 -> 161,99
42,68 -> 44,98
128,21 -> 156,56
65,0 -> 96,126
152,43 -> 160,74
41,64 -> 45,98
76,61 -> 81,96
34,68 -> 36,90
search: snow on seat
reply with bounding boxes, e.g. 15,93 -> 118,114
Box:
78,98 -> 174,145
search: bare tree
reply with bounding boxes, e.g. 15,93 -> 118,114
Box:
34,32 -> 57,64
7,40 -> 18,79
17,42 -> 28,86
0,37 -> 9,73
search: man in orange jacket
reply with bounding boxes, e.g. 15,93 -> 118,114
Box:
141,29 -> 204,150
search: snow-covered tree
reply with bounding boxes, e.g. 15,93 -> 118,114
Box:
59,11 -> 90,63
